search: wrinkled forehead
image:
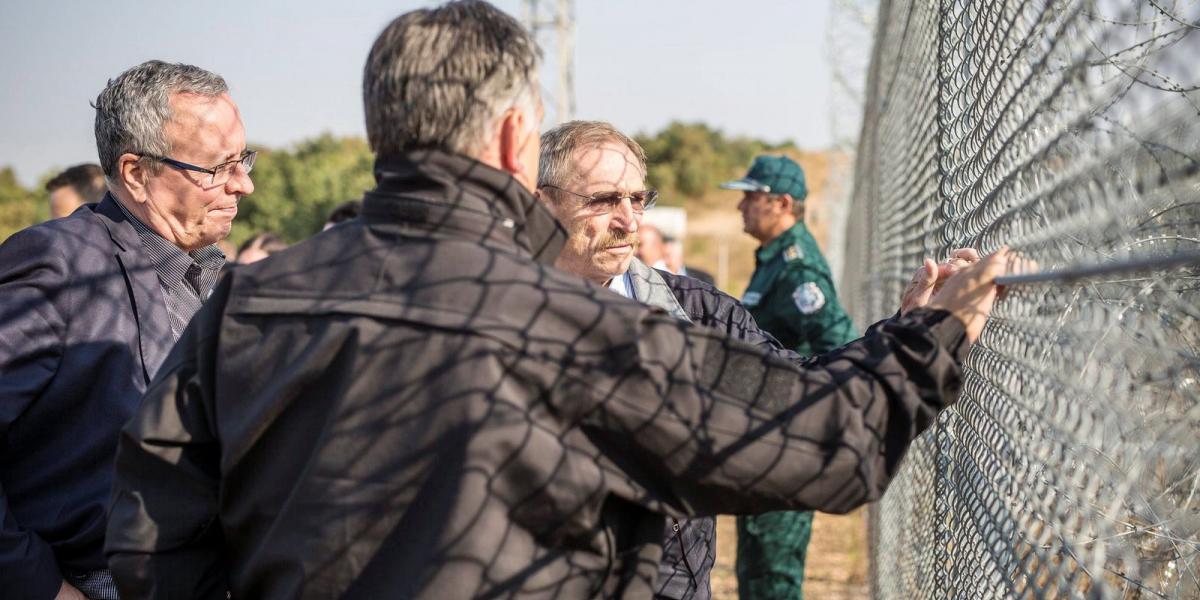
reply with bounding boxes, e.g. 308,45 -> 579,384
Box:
165,92 -> 244,157
568,141 -> 645,189
167,92 -> 240,127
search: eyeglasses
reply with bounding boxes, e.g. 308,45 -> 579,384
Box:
541,184 -> 658,213
146,150 -> 257,187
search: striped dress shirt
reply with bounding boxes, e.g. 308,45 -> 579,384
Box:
114,200 -> 225,340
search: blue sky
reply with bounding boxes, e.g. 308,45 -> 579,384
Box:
0,0 -> 834,186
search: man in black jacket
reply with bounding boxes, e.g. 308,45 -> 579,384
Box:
105,2 -> 1006,598
536,120 -> 980,599
0,61 -> 252,600
538,120 -> 782,600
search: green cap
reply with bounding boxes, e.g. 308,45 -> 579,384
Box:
720,155 -> 808,201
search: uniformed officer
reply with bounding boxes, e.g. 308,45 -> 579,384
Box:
721,155 -> 856,599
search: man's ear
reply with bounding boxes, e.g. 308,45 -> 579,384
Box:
536,188 -> 561,216
534,188 -> 557,211
776,193 -> 795,214
117,153 -> 149,203
498,107 -> 528,177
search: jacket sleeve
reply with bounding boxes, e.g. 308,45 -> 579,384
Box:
0,227 -> 70,599
575,306 -> 968,518
664,271 -> 781,351
105,281 -> 230,600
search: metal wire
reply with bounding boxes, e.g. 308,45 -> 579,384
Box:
996,250 -> 1200,286
841,0 -> 1200,597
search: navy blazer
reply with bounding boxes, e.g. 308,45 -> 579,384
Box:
0,194 -> 174,599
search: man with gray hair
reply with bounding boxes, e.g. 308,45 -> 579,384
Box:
107,2 -> 1006,599
538,120 -> 779,599
536,121 -> 978,600
0,60 -> 251,600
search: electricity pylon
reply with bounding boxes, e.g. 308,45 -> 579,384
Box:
522,0 -> 576,122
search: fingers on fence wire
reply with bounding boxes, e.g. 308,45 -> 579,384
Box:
900,257 -> 940,315
949,247 -> 980,263
996,249 -> 1039,300
932,249 -> 980,295
928,248 -> 1010,343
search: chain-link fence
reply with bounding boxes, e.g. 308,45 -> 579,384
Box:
825,0 -> 879,285
841,0 -> 1200,597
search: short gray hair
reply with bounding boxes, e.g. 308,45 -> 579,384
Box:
364,0 -> 541,157
538,120 -> 647,188
93,61 -> 227,178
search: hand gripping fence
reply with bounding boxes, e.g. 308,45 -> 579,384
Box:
839,0 -> 1200,598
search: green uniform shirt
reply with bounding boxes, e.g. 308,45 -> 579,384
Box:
741,222 -> 856,355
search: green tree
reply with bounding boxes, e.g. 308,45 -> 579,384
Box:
0,168 -> 42,241
2,124 -> 799,246
636,121 -> 797,203
230,134 -> 375,245
0,134 -> 376,246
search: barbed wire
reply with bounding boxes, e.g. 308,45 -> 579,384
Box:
841,0 -> 1200,597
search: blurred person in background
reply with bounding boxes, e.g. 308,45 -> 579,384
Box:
106,2 -> 1006,598
636,222 -> 669,270
45,163 -> 107,219
0,60 -> 251,600
720,155 -> 854,600
236,231 -> 288,264
215,237 -> 237,261
638,223 -> 715,287
663,234 -> 714,286
323,198 -> 361,230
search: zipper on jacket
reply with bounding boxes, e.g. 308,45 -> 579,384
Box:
671,519 -> 698,588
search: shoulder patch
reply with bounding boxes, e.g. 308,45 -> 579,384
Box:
742,291 -> 762,307
792,282 -> 825,314
783,244 -> 804,262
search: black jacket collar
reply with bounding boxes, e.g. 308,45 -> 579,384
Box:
363,150 -> 566,265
